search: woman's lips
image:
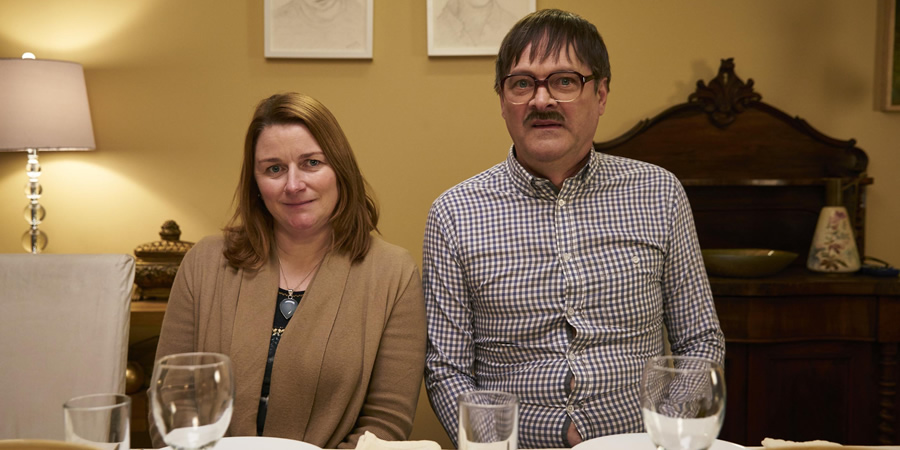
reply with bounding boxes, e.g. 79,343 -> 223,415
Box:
284,199 -> 315,207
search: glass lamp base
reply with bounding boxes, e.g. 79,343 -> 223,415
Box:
22,229 -> 48,253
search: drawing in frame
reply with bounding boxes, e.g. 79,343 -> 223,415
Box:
264,0 -> 373,59
878,0 -> 900,111
427,0 -> 536,56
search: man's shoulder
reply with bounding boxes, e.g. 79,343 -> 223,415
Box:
432,161 -> 508,207
596,152 -> 680,185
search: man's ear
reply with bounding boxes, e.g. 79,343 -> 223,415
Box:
596,77 -> 609,115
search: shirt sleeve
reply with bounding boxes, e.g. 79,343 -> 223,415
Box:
422,199 -> 477,446
660,179 -> 726,363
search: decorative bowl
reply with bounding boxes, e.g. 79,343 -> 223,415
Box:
701,249 -> 798,278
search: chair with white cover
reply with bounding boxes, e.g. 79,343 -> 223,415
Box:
0,254 -> 135,440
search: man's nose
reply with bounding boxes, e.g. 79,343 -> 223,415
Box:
531,83 -> 556,108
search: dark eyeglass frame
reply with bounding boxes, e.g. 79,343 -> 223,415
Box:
500,71 -> 597,105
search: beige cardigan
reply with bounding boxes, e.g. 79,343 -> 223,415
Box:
150,235 -> 426,448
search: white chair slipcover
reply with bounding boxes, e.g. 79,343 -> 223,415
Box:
0,254 -> 135,440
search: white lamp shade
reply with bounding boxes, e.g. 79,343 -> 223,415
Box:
0,58 -> 96,151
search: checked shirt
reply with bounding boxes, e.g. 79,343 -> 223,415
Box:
423,148 -> 725,448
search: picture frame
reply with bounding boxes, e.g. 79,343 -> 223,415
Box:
427,0 -> 536,56
264,0 -> 373,59
878,0 -> 900,111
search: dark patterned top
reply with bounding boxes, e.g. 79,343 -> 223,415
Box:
257,288 -> 303,436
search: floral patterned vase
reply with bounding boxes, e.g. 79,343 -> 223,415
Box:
806,206 -> 861,273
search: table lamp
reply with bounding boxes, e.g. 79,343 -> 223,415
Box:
0,54 -> 96,253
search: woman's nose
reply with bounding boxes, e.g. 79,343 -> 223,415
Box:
284,168 -> 307,192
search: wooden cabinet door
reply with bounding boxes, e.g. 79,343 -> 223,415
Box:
744,341 -> 877,445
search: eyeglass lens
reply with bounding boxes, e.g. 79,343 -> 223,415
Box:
503,72 -> 587,104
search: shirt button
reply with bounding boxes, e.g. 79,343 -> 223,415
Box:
566,405 -> 575,413
567,352 -> 577,361
632,256 -> 640,264
562,253 -> 572,262
566,307 -> 576,317
557,199 -> 566,207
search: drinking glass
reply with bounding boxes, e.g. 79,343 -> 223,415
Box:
63,393 -> 131,450
640,355 -> 726,450
458,390 -> 518,450
149,352 -> 234,450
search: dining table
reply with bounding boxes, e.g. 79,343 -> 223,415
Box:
116,445 -> 900,450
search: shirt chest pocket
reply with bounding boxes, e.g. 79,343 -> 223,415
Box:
589,244 -> 664,329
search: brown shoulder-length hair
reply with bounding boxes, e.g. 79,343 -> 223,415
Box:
223,92 -> 379,269
494,9 -> 611,95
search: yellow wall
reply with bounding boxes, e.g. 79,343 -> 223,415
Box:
2,0 -> 899,446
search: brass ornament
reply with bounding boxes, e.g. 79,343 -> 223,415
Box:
133,220 -> 194,300
125,361 -> 145,394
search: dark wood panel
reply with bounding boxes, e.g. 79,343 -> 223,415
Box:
746,342 -> 877,445
709,269 -> 900,297
720,343 -> 748,444
686,185 -> 823,263
714,295 -> 877,342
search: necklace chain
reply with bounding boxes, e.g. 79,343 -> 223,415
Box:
279,254 -> 325,299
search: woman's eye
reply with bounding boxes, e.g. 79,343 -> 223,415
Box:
268,165 -> 282,174
303,159 -> 323,168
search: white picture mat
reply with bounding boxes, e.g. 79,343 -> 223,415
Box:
427,0 -> 536,56
264,0 -> 373,59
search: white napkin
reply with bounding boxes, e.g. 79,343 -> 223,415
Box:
355,431 -> 442,450
762,438 -> 842,448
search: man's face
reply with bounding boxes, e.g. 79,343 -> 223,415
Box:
500,43 -> 608,182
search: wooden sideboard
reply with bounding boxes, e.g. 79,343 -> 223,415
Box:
713,270 -> 900,445
595,58 -> 900,445
128,299 -> 166,449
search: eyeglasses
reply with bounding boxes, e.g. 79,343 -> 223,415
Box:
500,71 -> 596,105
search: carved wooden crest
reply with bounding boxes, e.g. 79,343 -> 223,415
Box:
688,57 -> 762,128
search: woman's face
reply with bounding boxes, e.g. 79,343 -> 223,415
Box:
254,123 -> 339,242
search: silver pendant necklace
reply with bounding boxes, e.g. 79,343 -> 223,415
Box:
278,256 -> 324,320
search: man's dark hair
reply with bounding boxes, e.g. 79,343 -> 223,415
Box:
494,9 -> 611,94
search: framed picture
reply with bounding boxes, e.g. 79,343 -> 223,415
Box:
264,0 -> 373,59
878,0 -> 900,111
427,0 -> 536,56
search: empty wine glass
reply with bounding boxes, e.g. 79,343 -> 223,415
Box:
640,355 -> 726,450
149,352 -> 234,450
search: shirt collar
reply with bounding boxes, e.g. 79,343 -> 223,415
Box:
505,145 -> 601,197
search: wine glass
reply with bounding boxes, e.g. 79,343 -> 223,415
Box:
149,352 -> 234,450
640,355 -> 726,450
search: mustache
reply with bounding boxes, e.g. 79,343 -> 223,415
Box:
524,110 -> 565,124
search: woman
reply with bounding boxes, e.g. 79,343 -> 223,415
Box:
151,93 -> 426,448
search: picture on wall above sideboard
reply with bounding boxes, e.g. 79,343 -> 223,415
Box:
427,0 -> 535,56
264,0 -> 374,59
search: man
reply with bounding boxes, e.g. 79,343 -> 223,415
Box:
422,9 -> 725,449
